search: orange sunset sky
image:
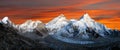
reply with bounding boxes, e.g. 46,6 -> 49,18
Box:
0,0 -> 120,30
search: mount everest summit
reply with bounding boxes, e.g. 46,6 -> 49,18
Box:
0,13 -> 120,50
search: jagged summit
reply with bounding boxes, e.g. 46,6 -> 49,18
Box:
17,20 -> 42,33
0,17 -> 16,28
46,14 -> 67,25
1,17 -> 11,24
80,13 -> 94,22
46,14 -> 68,33
58,14 -> 65,17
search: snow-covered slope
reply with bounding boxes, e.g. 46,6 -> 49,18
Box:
75,13 -> 110,37
15,20 -> 46,40
46,14 -> 69,33
16,20 -> 42,33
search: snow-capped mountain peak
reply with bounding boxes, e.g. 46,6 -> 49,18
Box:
58,14 -> 65,17
80,13 -> 94,22
78,13 -> 96,29
46,14 -> 69,33
46,14 -> 66,25
0,17 -> 16,28
17,20 -> 42,33
1,17 -> 11,24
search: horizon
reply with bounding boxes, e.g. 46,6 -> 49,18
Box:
0,13 -> 120,30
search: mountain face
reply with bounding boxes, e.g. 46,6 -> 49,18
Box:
45,13 -> 120,50
46,14 -> 69,33
48,13 -> 119,44
16,20 -> 49,40
50,14 -> 112,39
16,20 -> 42,33
0,13 -> 120,50
0,17 -> 53,50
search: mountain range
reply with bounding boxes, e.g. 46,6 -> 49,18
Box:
0,13 -> 120,50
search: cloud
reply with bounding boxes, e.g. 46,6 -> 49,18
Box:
0,0 -> 120,29
82,0 -> 120,9
0,0 -> 119,10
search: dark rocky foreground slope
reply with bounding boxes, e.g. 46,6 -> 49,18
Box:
0,14 -> 120,50
0,19 -> 53,50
